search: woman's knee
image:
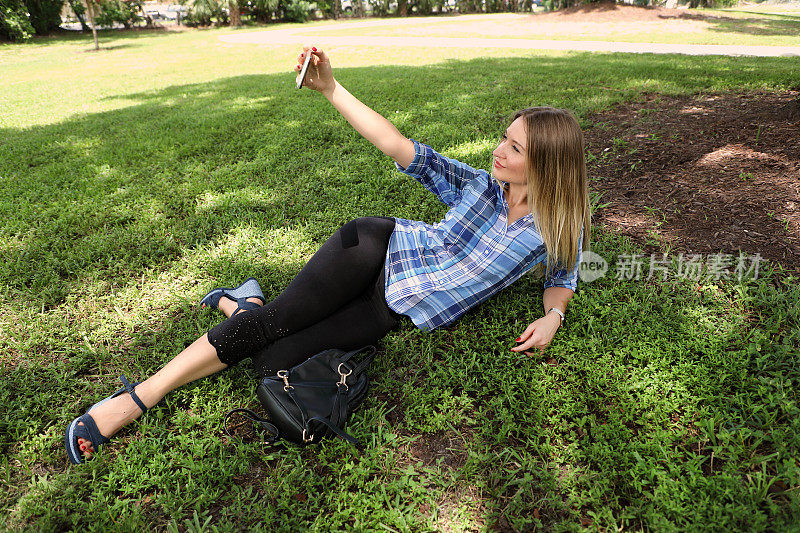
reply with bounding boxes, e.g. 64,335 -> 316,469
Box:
338,216 -> 394,250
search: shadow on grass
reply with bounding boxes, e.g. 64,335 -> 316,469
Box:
21,26 -> 181,47
555,1 -> 800,39
2,52 -> 797,307
1,53 -> 799,530
719,9 -> 800,22
668,11 -> 800,38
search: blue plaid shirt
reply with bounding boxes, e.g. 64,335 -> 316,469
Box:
384,140 -> 582,332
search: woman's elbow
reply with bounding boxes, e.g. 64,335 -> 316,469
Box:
390,137 -> 415,169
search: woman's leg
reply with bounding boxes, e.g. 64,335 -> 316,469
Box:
77,216 -> 396,458
76,296 -> 263,459
251,261 -> 402,377
207,216 -> 396,367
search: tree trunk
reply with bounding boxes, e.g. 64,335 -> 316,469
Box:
136,1 -> 154,27
70,0 -> 91,31
398,0 -> 407,15
229,0 -> 241,26
333,0 -> 341,18
85,0 -> 99,50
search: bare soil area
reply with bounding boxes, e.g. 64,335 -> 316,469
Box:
537,1 -> 706,22
584,91 -> 800,275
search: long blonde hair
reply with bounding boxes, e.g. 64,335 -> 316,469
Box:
500,107 -> 591,279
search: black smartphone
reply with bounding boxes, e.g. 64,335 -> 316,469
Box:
296,51 -> 313,90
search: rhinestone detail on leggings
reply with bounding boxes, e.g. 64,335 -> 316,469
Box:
208,311 -> 279,367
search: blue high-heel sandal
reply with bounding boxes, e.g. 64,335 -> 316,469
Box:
199,277 -> 265,316
65,375 -> 148,465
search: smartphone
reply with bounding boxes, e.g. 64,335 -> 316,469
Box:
296,51 -> 313,90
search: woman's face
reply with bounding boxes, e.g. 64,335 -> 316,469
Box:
492,116 -> 528,187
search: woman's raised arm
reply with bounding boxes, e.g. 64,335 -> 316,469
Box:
294,46 -> 415,168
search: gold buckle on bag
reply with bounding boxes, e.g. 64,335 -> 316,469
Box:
277,370 -> 293,391
337,363 -> 352,391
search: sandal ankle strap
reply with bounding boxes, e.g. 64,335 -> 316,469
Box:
120,375 -> 148,414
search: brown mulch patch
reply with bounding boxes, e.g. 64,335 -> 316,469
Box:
583,91 -> 800,275
536,1 -> 687,22
533,1 -> 786,24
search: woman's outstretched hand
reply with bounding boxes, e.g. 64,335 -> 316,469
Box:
511,313 -> 561,356
295,45 -> 335,95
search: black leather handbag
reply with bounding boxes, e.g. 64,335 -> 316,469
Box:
224,345 -> 376,445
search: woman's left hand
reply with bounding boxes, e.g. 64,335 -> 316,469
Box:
511,313 -> 561,356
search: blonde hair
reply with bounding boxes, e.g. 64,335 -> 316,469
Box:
497,107 -> 591,279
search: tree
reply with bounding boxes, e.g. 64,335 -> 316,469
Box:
228,0 -> 240,25
68,0 -> 90,30
94,0 -> 142,29
24,0 -> 64,34
84,0 -> 99,49
0,0 -> 36,41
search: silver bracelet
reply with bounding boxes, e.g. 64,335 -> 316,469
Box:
547,307 -> 565,325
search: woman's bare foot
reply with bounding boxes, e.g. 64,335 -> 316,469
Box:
75,378 -> 166,459
75,296 -> 261,459
74,334 -> 228,459
76,389 -> 148,459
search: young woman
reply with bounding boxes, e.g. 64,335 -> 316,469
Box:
65,46 -> 590,464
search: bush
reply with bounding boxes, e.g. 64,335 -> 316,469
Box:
186,0 -> 224,25
0,0 -> 62,41
283,0 -> 315,21
23,0 -> 63,34
94,0 -> 142,28
366,0 -> 391,16
246,0 -> 278,21
0,0 -> 35,41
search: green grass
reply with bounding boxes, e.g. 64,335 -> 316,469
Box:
2,25 -> 800,531
307,11 -> 800,47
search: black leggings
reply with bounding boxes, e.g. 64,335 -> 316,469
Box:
207,216 -> 402,378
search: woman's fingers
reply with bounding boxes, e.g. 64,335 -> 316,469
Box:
303,45 -> 329,69
310,46 -> 327,62
513,337 -> 547,355
293,45 -> 332,92
516,322 -> 536,343
512,335 -> 540,352
512,323 -> 550,353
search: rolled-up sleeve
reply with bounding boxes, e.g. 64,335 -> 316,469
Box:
395,139 -> 483,208
543,229 -> 583,293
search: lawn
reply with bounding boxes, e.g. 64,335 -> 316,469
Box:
305,8 -> 800,47
1,24 -> 799,531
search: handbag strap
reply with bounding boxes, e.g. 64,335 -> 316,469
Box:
285,387 -> 311,429
336,345 -> 376,374
308,415 -> 361,445
223,408 -> 280,442
286,379 -> 362,446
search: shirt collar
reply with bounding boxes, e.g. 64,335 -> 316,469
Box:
494,178 -> 533,230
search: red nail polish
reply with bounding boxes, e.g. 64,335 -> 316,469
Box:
516,337 -> 521,342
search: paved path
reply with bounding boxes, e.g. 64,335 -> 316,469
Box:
218,17 -> 800,57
